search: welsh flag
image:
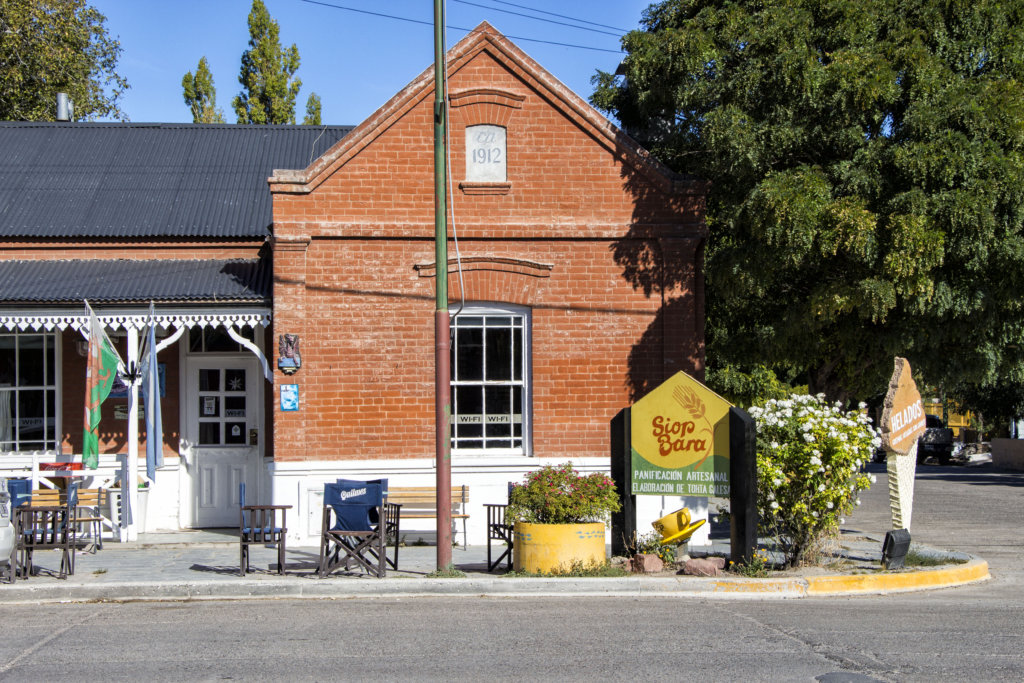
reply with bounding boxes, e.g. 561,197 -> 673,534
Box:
83,302 -> 125,469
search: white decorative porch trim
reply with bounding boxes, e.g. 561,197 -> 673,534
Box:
0,306 -> 271,333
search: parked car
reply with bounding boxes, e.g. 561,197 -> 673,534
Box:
918,414 -> 955,465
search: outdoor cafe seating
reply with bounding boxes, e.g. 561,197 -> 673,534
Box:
13,481 -> 78,580
318,479 -> 399,578
238,482 -> 291,576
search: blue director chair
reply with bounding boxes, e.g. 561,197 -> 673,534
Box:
318,480 -> 387,578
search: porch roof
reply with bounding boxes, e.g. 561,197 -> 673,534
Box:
0,258 -> 272,332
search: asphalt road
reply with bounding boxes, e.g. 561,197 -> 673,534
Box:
1,462 -> 1021,682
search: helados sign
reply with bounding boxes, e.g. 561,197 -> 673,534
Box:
630,371 -> 732,497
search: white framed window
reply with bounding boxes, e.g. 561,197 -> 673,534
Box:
188,325 -> 255,354
450,304 -> 530,455
0,331 -> 60,453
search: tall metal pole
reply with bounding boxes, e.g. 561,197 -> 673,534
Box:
433,0 -> 453,568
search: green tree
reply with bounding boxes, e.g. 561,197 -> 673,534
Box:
181,57 -> 225,124
302,92 -> 321,125
0,0 -> 128,120
232,0 -> 301,124
592,0 -> 1024,404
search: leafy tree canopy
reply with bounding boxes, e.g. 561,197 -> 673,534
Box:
0,0 -> 128,120
302,91 -> 321,125
182,56 -> 225,124
232,0 -> 301,124
593,0 -> 1024,407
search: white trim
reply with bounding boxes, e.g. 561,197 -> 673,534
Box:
0,307 -> 271,333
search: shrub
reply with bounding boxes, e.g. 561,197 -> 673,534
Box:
505,463 -> 621,525
748,394 -> 878,567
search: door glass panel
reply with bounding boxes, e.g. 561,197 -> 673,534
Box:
199,422 -> 220,445
224,396 -> 246,417
195,366 -> 250,449
199,369 -> 219,392
200,396 -> 219,418
225,369 -> 246,392
225,422 -> 246,444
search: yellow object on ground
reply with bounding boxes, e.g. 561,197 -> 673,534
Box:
652,507 -> 707,546
513,521 -> 606,574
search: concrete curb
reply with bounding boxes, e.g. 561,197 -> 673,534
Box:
0,558 -> 989,604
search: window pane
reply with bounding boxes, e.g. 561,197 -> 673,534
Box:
513,327 -> 522,380
199,396 -> 220,418
224,396 -> 246,418
225,422 -> 246,444
485,327 -> 512,380
199,422 -> 220,445
204,328 -> 238,352
457,422 -> 482,438
199,369 -> 219,392
17,390 -> 44,441
485,385 -> 511,414
189,327 -> 204,353
45,336 -> 54,385
46,391 -> 55,441
0,337 -> 14,386
456,328 -> 483,381
454,385 -> 483,420
225,369 -> 246,392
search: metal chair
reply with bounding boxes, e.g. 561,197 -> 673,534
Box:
238,482 -> 290,576
318,480 -> 387,578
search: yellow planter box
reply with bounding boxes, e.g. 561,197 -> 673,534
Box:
513,521 -> 606,574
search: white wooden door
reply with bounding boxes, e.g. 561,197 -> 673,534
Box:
183,358 -> 261,527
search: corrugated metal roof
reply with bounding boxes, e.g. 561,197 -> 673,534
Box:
0,122 -> 352,239
0,259 -> 271,304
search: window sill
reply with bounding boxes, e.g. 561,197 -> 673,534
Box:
459,181 -> 511,195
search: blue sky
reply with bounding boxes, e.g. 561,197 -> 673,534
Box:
90,0 -> 651,126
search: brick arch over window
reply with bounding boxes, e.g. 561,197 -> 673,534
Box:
448,87 -> 525,128
414,256 -> 551,306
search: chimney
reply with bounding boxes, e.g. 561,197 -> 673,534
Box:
56,93 -> 73,121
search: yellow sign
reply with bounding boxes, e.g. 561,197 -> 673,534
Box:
630,371 -> 732,497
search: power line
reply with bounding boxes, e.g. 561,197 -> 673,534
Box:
298,0 -> 624,54
478,0 -> 630,33
450,0 -> 622,37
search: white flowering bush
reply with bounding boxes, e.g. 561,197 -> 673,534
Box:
748,394 -> 880,567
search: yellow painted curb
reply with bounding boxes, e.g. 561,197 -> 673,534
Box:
806,558 -> 989,595
712,578 -> 807,595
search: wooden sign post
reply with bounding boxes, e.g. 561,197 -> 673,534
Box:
879,357 -> 927,531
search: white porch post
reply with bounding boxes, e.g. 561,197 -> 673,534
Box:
126,326 -> 140,541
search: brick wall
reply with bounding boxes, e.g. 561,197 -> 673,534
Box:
270,28 -> 706,463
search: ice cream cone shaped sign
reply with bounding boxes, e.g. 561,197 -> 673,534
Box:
630,371 -> 732,497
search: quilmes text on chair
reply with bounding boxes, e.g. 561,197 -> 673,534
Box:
319,480 -> 388,578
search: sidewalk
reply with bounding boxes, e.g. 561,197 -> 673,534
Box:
0,527 -> 989,604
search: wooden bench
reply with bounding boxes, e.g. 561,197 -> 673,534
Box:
31,488 -> 108,552
386,486 -> 469,548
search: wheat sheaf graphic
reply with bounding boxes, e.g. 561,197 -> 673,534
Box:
673,385 -> 706,420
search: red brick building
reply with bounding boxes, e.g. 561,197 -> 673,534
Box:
0,24 -> 705,544
267,24 -> 706,542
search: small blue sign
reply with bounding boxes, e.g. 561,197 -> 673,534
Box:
280,384 -> 299,411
